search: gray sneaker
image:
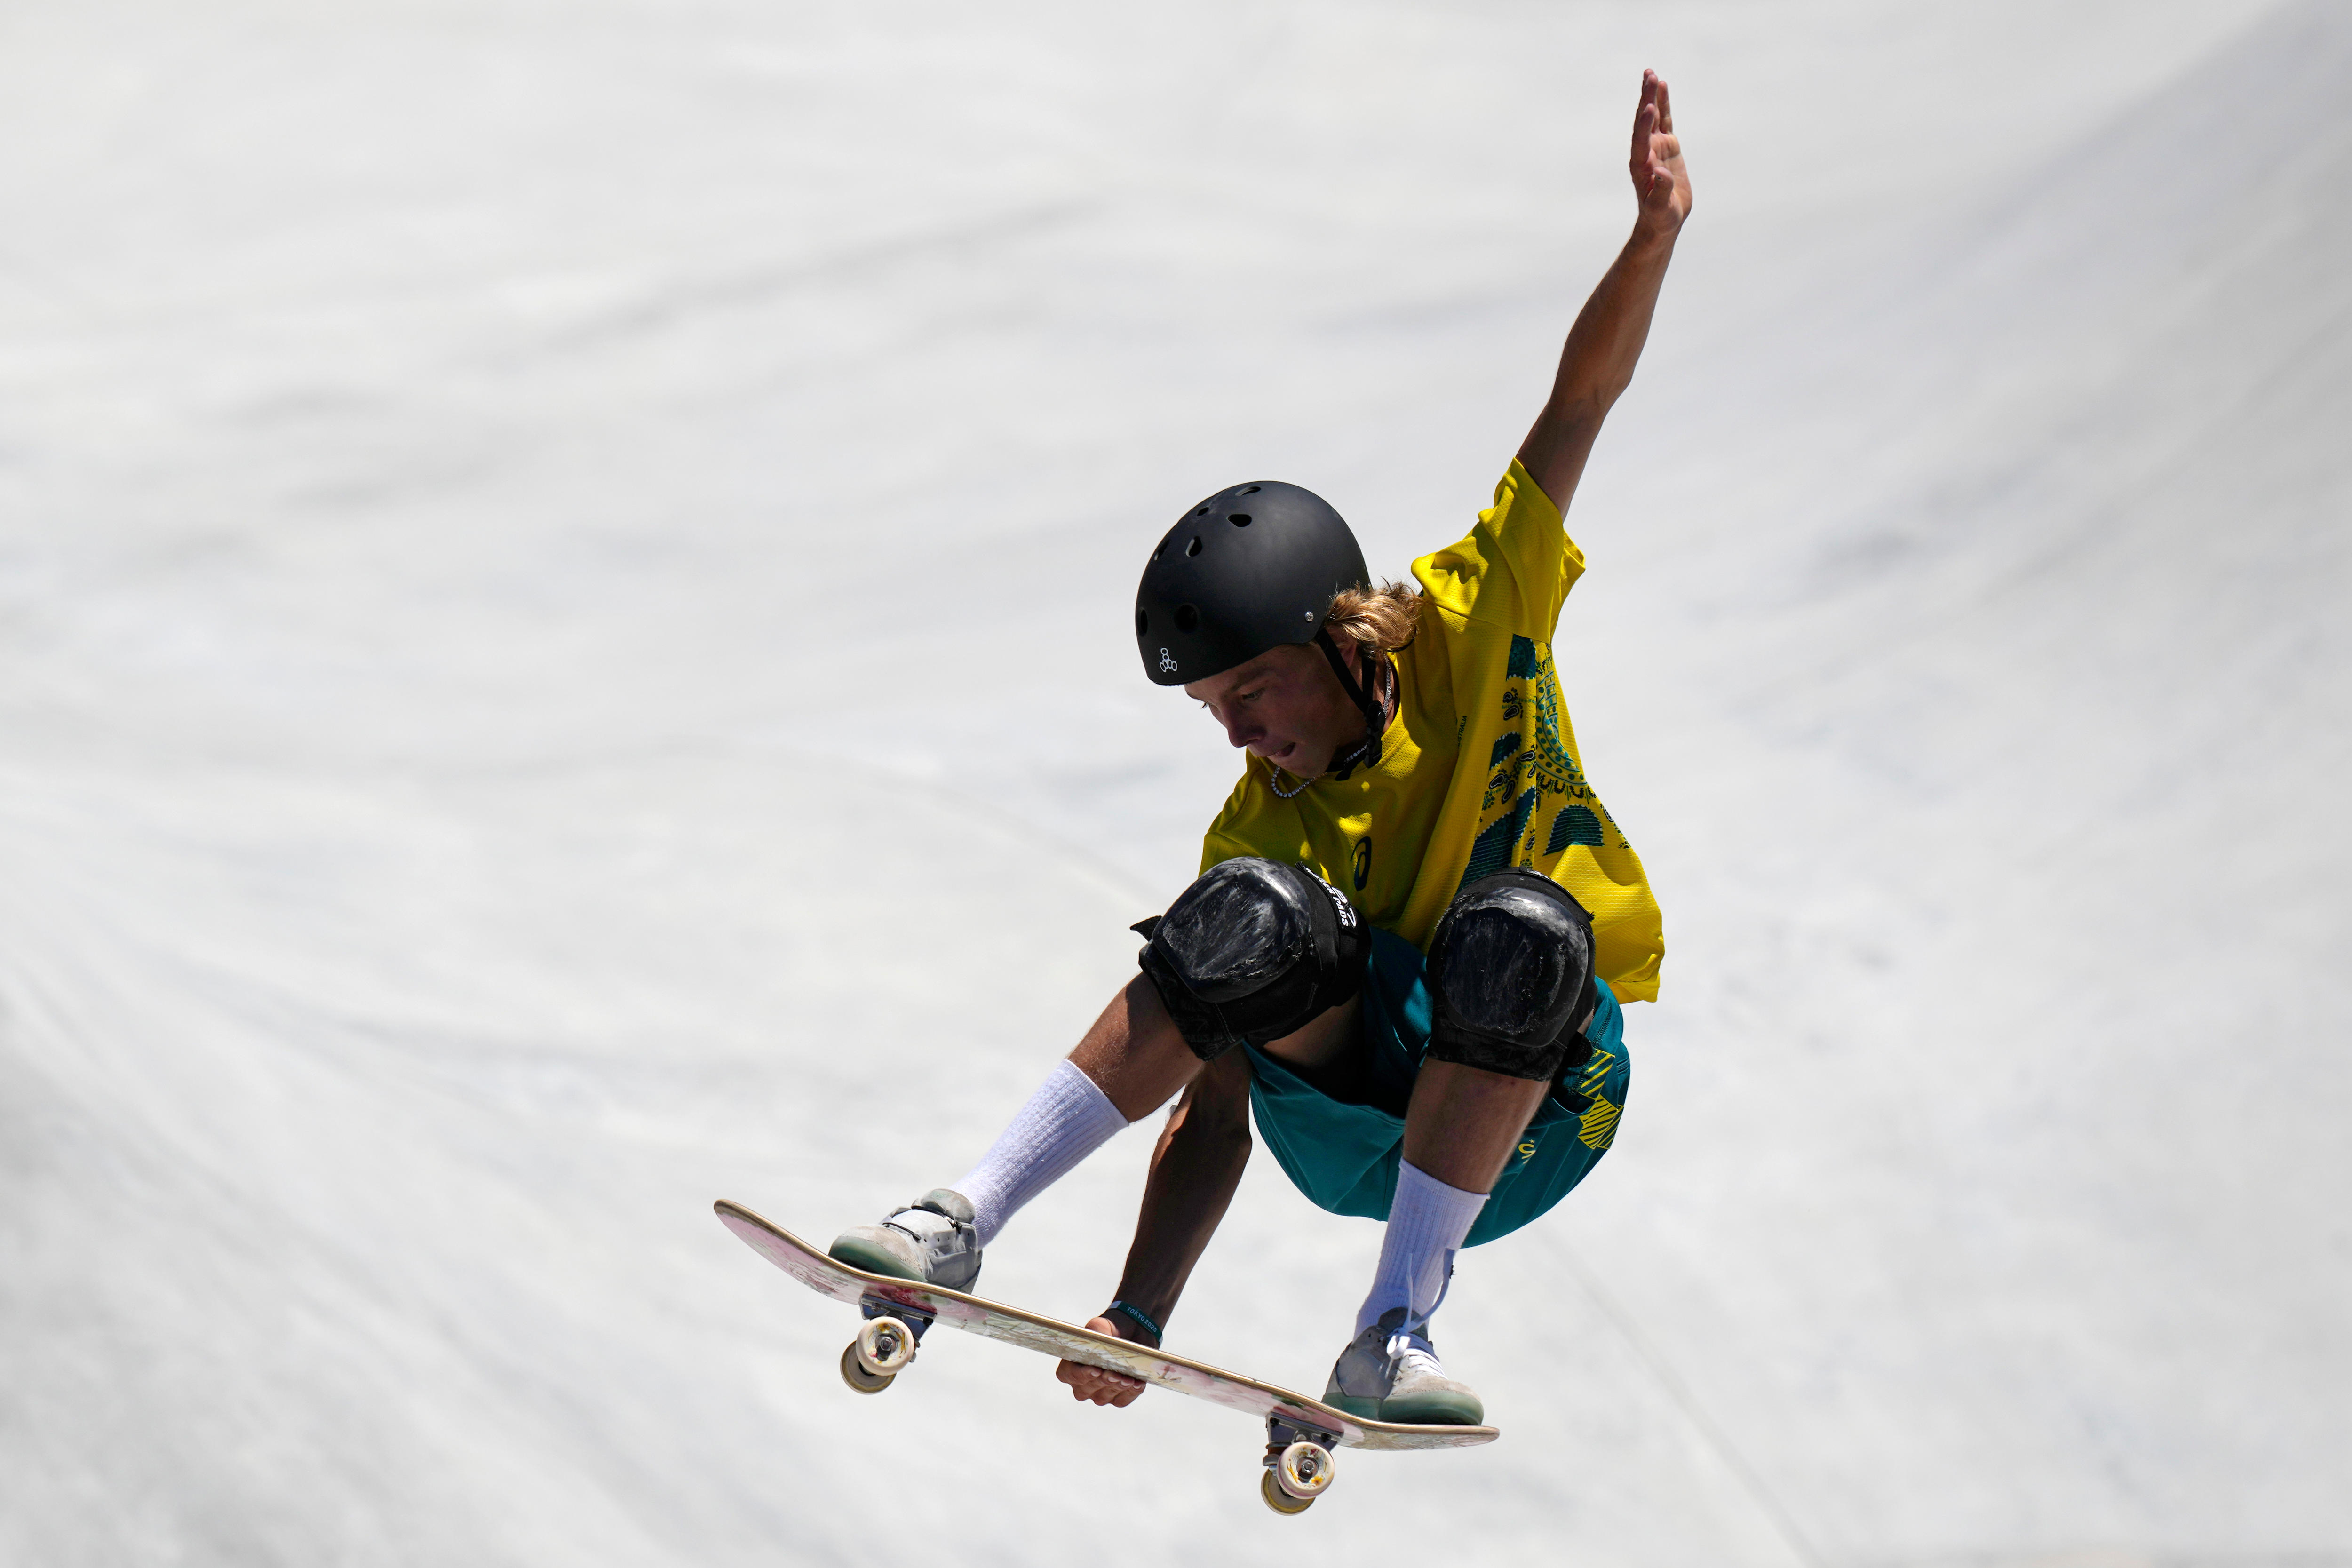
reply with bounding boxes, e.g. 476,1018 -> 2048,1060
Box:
1323,1307 -> 1485,1425
827,1189 -> 983,1292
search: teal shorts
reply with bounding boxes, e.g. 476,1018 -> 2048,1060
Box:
1242,927 -> 1629,1247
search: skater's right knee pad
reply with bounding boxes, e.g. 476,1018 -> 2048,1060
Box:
1426,869 -> 1597,1082
1134,858 -> 1369,1061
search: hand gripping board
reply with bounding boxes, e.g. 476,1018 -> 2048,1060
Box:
715,1199 -> 1498,1453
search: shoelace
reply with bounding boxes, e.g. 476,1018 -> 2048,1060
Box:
1386,1334 -> 1446,1383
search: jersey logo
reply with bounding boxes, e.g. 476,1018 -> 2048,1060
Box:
1574,1045 -> 1621,1150
1307,868 -> 1359,930
1462,635 -> 1626,889
1352,836 -> 1372,891
1158,646 -> 1178,675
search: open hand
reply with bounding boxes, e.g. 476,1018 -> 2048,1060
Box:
1055,1315 -> 1153,1408
1630,69 -> 1692,235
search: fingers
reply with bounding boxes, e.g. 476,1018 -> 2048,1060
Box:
1055,1312 -> 1153,1409
1632,70 -> 1678,171
1085,1371 -> 1144,1408
1638,69 -> 1668,131
1631,68 -> 1684,215
1055,1359 -> 1146,1407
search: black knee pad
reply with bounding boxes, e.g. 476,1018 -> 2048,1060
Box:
1426,870 -> 1597,1082
1134,858 -> 1370,1062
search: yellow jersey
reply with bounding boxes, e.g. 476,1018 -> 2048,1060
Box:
1199,461 -> 1664,1002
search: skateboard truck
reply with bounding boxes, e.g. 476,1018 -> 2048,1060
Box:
1260,1414 -> 1340,1514
840,1296 -> 934,1394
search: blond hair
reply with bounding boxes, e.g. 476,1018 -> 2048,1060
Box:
1321,580 -> 1421,657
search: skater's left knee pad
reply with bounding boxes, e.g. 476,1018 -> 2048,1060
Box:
1134,857 -> 1370,1061
1426,870 -> 1597,1082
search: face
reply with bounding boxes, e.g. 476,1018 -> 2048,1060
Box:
1184,642 -> 1364,776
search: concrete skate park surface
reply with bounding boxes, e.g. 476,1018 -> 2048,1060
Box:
0,2 -> 2343,1564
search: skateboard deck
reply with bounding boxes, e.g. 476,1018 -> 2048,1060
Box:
715,1198 -> 1496,1504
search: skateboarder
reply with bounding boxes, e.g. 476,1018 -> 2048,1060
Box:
831,70 -> 1689,1425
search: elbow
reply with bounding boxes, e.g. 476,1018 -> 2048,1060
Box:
1169,1049 -> 1252,1160
1191,1095 -> 1253,1164
1535,394 -> 1613,448
1569,373 -> 1635,420
1192,1094 -> 1252,1147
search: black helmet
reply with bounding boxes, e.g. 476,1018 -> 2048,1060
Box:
1134,481 -> 1369,686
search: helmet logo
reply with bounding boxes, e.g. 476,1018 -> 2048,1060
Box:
1158,647 -> 1178,675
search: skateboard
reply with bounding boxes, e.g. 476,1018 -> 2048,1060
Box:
714,1199 -> 1498,1513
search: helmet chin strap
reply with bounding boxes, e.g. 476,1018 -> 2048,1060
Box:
1313,629 -> 1389,778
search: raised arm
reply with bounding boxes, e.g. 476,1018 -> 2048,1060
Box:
1516,69 -> 1693,512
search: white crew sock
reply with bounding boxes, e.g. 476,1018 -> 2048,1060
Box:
1356,1160 -> 1488,1336
951,1059 -> 1132,1248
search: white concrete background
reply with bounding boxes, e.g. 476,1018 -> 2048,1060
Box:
0,2 -> 2344,1564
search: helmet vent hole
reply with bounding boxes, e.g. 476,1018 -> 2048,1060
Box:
1228,513 -> 1251,526
1174,604 -> 1200,632
1136,608 -> 1149,634
1185,536 -> 1202,557
1240,485 -> 1261,494
1195,506 -> 1211,517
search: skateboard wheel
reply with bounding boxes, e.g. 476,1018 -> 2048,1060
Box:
1259,1468 -> 1315,1515
855,1316 -> 918,1376
839,1342 -> 896,1395
1274,1440 -> 1335,1501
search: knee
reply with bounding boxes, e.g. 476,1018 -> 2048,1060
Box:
1135,858 -> 1369,1062
1426,869 -> 1596,1082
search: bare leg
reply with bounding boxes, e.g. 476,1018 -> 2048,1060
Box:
1071,978 -> 1365,1118
1068,974 -> 1209,1121
1057,996 -> 1358,1407
936,977 -> 1198,1253
1255,992 -> 1363,1090
1259,985 -> 1549,1199
1119,975 -> 1544,1196
1400,1060 -> 1551,1195
1257,993 -> 1555,1194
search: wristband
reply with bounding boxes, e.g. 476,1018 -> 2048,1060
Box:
1105,1299 -> 1165,1343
